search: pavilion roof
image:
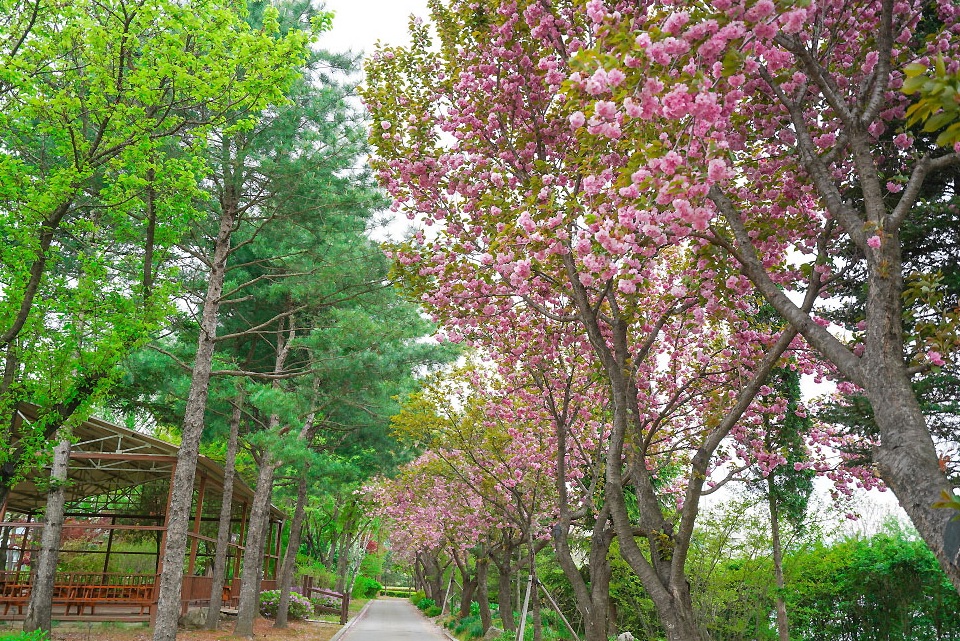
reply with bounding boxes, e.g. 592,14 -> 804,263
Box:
8,404 -> 280,519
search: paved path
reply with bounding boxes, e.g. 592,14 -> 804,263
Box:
340,599 -> 448,641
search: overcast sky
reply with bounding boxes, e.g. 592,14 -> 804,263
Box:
317,0 -> 432,60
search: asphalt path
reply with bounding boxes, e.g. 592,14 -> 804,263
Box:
340,599 -> 448,641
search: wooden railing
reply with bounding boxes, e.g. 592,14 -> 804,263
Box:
299,576 -> 349,625
0,571 -> 156,617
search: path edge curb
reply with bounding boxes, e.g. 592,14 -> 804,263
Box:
328,599 -> 374,641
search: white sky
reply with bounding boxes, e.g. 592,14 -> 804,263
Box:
317,0 -> 432,58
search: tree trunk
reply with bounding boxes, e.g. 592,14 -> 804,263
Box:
334,532 -> 351,594
867,365 -> 960,589
152,197 -> 237,641
420,550 -> 444,603
275,468 -> 310,628
234,452 -> 279,637
23,438 -> 70,633
233,450 -> 279,637
459,575 -> 477,619
494,556 -> 515,632
477,556 -> 492,633
531,576 -> 542,641
768,479 -> 790,641
206,399 -> 242,629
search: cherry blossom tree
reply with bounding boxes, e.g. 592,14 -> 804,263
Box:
363,1 -> 896,638
364,8 -> 797,638
554,0 -> 960,588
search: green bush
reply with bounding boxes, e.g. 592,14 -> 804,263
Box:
417,597 -> 436,611
425,605 -> 442,617
411,590 -> 426,606
311,593 -> 341,613
453,614 -> 487,638
296,556 -> 335,589
0,631 -> 48,641
258,589 -> 313,620
352,576 -> 383,598
465,619 -> 485,638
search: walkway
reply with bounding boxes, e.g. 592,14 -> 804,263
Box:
340,599 -> 448,641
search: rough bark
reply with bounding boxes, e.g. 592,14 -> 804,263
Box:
493,554 -> 516,632
233,451 -> 279,637
233,313 -> 296,637
23,438 -> 70,633
275,465 -> 311,628
552,506 -> 612,641
275,404 -> 321,628
152,196 -> 237,641
459,575 -> 477,619
452,549 -> 476,619
206,399 -> 243,629
476,555 -> 492,634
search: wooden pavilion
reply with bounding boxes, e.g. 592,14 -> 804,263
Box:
0,404 -> 284,622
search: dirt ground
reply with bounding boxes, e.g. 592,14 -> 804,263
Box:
4,618 -> 341,641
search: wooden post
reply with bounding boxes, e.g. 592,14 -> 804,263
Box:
232,501 -> 248,584
152,461 -> 177,626
340,591 -> 349,625
272,520 -> 282,579
187,475 -> 207,575
516,574 -> 533,641
102,515 -> 117,576
539,578 -> 581,641
15,514 -> 32,578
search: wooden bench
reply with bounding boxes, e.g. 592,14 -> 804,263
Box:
63,582 -> 154,615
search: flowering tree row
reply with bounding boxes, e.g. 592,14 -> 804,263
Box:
363,0 -> 959,638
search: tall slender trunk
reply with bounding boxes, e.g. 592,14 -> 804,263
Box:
275,467 -> 310,628
206,399 -> 243,629
23,438 -> 70,633
334,532 -> 351,594
275,401 -> 320,628
234,317 -> 295,637
552,402 -> 612,641
234,452 -> 279,637
768,479 -> 790,641
153,195 -> 237,641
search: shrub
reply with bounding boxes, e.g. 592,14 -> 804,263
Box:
411,590 -> 426,606
296,556 -> 335,588
311,594 -> 341,613
417,597 -> 436,611
465,619 -> 485,638
0,631 -> 48,641
259,589 -> 314,620
352,576 -> 383,598
425,605 -> 442,617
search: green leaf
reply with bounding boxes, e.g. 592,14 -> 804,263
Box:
903,63 -> 928,78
